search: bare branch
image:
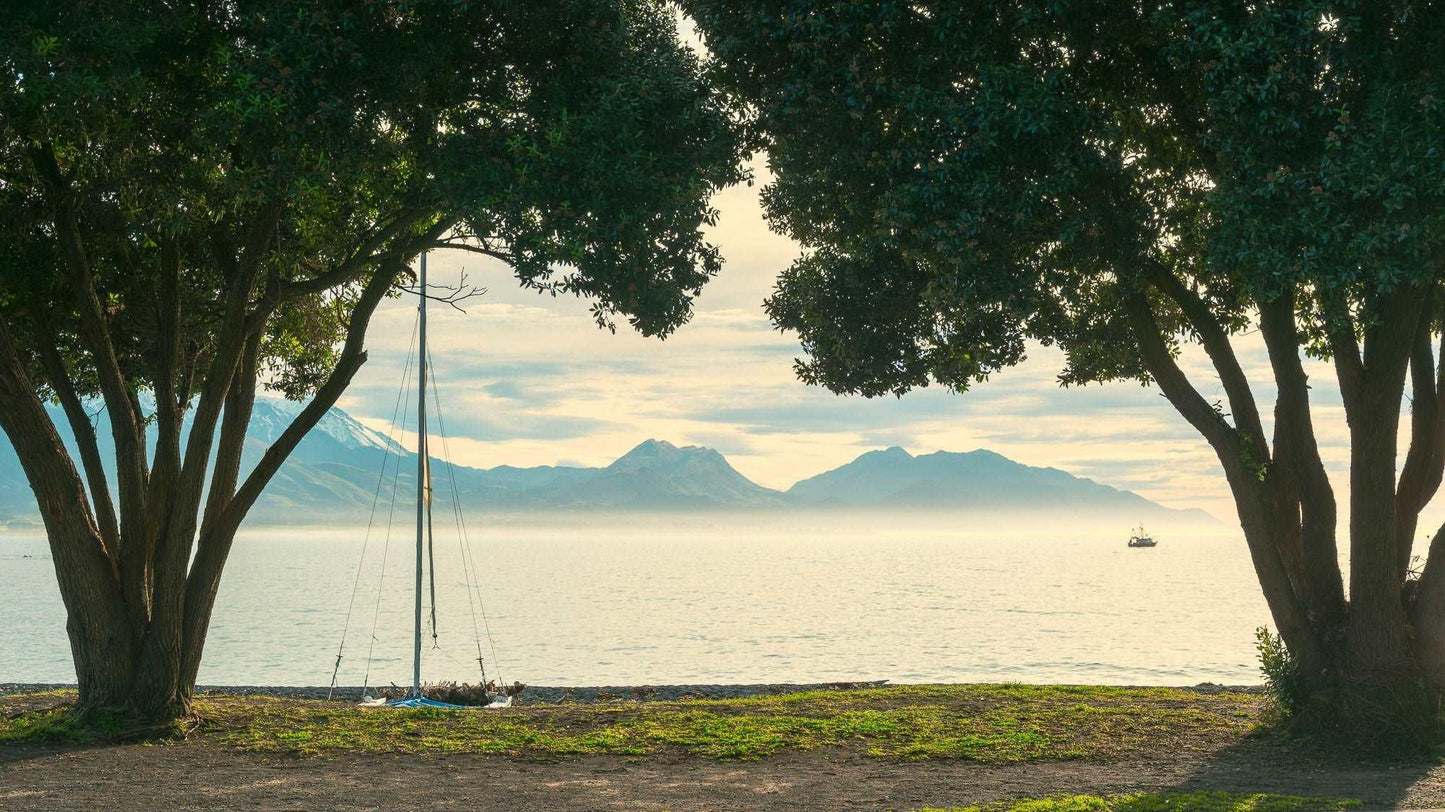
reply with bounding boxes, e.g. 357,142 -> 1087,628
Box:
395,270 -> 487,313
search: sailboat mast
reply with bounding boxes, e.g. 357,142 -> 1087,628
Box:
413,252 -> 428,697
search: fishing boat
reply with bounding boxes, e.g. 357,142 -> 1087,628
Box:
327,251 -> 511,709
1127,525 -> 1158,548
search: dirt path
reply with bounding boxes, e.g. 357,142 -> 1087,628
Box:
4,743 -> 1443,811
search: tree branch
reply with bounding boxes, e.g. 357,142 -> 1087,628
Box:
244,209 -> 431,330
1122,288 -> 1236,448
1142,261 -> 1269,462
149,203 -> 278,615
1125,286 -> 1322,668
179,261 -> 403,685
1258,292 -> 1345,626
31,144 -> 151,616
1323,286 -> 1365,414
421,240 -> 513,263
35,338 -> 122,562
0,314 -> 129,665
213,263 -> 400,538
200,330 -> 261,533
147,238 -> 184,561
1396,290 -> 1445,575
240,210 -> 445,338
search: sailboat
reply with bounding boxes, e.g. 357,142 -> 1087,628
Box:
328,251 -> 511,710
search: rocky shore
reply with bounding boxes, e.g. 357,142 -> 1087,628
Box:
0,680 -> 1259,705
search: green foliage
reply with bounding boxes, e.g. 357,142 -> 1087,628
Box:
684,1 -> 1445,396
0,0 -> 746,400
1256,627 -> 1440,756
1255,626 -> 1305,718
923,792 -> 1360,812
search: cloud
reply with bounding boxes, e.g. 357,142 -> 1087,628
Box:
327,180 -> 1397,527
435,409 -> 617,442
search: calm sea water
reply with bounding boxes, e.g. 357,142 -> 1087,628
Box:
0,515 -> 1269,687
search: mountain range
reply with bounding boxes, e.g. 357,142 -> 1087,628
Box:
0,398 -> 1212,526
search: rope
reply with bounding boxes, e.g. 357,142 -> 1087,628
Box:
428,345 -> 505,688
327,311 -> 418,700
428,486 -> 439,647
360,333 -> 420,697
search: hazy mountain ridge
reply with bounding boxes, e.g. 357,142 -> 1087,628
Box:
788,446 -> 1208,521
0,399 -> 1209,526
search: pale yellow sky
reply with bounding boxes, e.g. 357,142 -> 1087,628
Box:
334,158 -> 1437,540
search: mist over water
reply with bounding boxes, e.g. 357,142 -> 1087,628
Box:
1,513 -> 1268,687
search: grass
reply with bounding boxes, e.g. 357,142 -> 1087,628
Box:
0,704 -> 83,744
1,683 -> 1265,761
922,793 -> 1360,811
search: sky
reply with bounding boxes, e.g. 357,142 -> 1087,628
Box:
325,156 -> 1420,529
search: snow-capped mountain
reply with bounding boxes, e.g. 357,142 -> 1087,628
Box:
248,397 -> 406,458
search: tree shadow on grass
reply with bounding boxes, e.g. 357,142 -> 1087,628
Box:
0,695 -> 195,767
1153,727 -> 1438,808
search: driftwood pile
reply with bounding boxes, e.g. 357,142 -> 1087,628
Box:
374,680 -> 527,705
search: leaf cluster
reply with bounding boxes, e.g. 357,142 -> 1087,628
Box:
0,0 -> 747,401
686,1 -> 1445,395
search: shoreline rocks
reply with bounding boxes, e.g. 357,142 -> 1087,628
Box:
0,679 -> 1263,705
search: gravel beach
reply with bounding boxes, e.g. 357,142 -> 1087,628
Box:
0,680 -> 1260,705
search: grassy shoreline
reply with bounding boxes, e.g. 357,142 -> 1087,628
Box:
0,685 -> 1387,809
5,683 -> 1265,759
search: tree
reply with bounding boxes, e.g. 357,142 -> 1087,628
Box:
0,0 -> 743,723
686,0 -> 1445,728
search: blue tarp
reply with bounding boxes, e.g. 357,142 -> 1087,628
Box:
384,696 -> 471,709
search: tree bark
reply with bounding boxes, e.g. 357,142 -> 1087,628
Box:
1338,290 -> 1423,685
1396,301 -> 1445,577
1414,520 -> 1445,685
0,317 -> 145,717
1258,294 -> 1346,633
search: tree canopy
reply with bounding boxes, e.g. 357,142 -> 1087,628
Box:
0,0 -> 744,719
688,0 -> 1445,733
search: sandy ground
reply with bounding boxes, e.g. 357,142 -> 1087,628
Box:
4,741 -> 1445,811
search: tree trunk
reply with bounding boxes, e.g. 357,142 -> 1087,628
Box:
1413,523 -> 1445,686
1343,378 -> 1419,686
0,175 -> 426,725
67,612 -> 188,723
